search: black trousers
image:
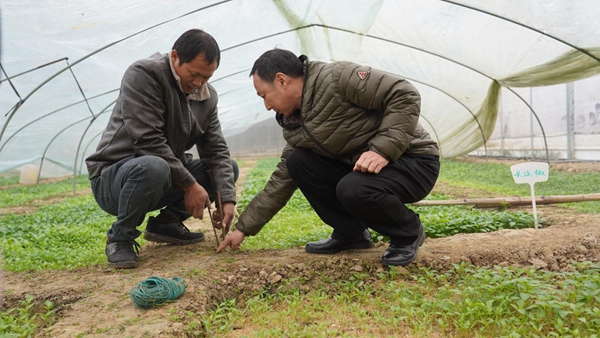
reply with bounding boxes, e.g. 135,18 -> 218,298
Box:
286,148 -> 439,246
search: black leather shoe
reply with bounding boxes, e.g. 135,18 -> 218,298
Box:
105,240 -> 140,269
380,224 -> 426,266
144,215 -> 204,245
305,229 -> 374,254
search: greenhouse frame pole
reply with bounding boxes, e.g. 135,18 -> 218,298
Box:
566,83 -> 575,159
530,88 -> 534,158
0,58 -> 68,84
0,89 -> 118,155
506,87 -> 550,163
392,74 -> 480,157
499,99 -> 505,155
36,117 -> 92,184
79,132 -> 103,175
416,115 -> 442,156
443,1 -> 600,64
72,101 -> 116,195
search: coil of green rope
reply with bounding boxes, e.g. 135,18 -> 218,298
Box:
130,276 -> 187,308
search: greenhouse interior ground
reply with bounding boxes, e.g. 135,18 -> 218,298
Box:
1,1 -> 600,337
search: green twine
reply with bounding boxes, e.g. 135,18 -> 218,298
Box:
129,254 -> 216,309
130,276 -> 187,308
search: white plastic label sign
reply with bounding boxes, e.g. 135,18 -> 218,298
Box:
510,162 -> 549,229
510,162 -> 549,185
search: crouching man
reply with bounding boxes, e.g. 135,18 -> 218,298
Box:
218,48 -> 439,267
86,29 -> 237,269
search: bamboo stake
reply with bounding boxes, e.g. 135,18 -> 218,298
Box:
411,193 -> 600,208
207,205 -> 220,248
216,191 -> 228,240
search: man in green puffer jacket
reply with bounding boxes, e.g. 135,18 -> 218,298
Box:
218,48 -> 440,266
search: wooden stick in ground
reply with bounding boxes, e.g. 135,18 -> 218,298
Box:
207,205 -> 220,248
216,191 -> 226,239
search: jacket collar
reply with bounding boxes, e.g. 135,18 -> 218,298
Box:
276,111 -> 301,129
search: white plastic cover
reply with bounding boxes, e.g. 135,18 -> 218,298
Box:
1,0 -> 600,176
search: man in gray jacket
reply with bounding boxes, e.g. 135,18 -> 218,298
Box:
218,48 -> 439,267
86,29 -> 237,269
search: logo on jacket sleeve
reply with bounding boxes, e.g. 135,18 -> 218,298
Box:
357,71 -> 369,80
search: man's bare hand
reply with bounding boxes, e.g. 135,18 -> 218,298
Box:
217,229 -> 245,253
211,202 -> 235,239
353,150 -> 389,174
183,182 -> 211,218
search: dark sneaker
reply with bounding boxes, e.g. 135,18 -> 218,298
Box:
380,222 -> 426,267
305,229 -> 374,254
143,216 -> 205,245
105,240 -> 140,269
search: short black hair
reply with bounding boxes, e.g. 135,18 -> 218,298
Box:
172,29 -> 220,66
250,48 -> 303,83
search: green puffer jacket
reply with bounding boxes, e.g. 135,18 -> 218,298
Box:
235,56 -> 439,236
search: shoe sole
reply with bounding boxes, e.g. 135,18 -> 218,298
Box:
305,241 -> 374,254
108,261 -> 138,269
380,231 -> 426,267
143,231 -> 205,245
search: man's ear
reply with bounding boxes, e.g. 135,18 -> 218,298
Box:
275,72 -> 287,87
170,50 -> 180,65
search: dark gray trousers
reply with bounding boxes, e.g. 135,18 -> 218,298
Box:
90,155 -> 238,242
286,148 -> 439,246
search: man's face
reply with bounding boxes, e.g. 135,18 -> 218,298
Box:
253,73 -> 299,117
171,50 -> 218,94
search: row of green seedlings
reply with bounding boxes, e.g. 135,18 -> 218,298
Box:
193,262 -> 600,337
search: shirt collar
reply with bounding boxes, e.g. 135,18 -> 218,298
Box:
168,53 -> 211,101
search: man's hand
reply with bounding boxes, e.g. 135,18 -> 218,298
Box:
211,202 -> 235,239
217,229 -> 245,253
183,182 -> 211,218
353,150 -> 389,174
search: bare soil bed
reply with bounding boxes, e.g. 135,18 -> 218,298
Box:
1,158 -> 599,337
